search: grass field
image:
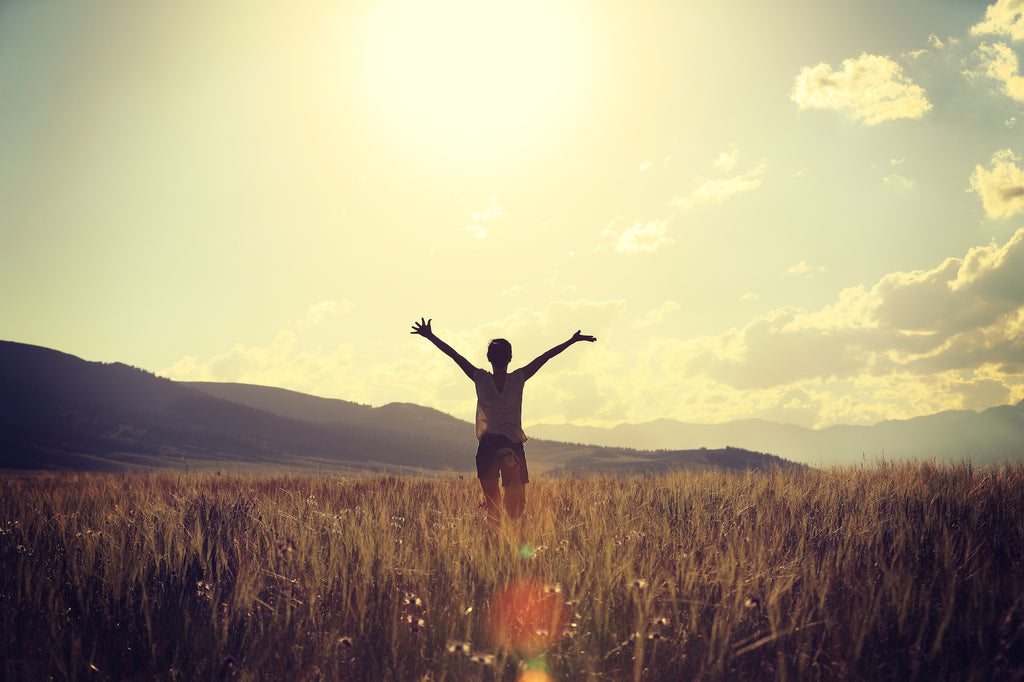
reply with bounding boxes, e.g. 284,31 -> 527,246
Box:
1,462 -> 1022,681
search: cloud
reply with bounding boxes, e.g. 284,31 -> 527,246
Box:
163,301 -> 357,397
602,217 -> 673,253
713,146 -> 739,172
638,160 -> 653,171
165,331 -> 358,398
674,163 -> 766,210
464,195 -> 503,238
791,53 -> 932,124
633,301 -> 680,328
965,42 -> 1024,102
971,0 -> 1024,41
619,229 -> 1024,426
786,260 -> 826,277
295,300 -> 352,331
883,174 -> 913,188
970,148 -> 1024,218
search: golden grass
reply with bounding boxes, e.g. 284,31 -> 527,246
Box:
1,461 -> 1022,680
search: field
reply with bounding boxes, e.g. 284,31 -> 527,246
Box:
1,462 -> 1022,681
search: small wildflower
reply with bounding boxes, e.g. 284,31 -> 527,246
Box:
338,636 -> 354,648
744,597 -> 760,609
470,653 -> 495,665
464,606 -> 473,615
633,578 -> 649,589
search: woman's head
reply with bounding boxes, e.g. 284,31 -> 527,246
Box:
487,338 -> 512,365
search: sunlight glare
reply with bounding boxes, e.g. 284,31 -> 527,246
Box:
360,0 -> 587,160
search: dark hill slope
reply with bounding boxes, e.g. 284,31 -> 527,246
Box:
1,341 -> 795,475
0,342 -> 467,472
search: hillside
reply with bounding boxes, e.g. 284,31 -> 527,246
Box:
0,341 -> 789,475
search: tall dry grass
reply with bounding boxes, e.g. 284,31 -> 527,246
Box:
1,461 -> 1022,680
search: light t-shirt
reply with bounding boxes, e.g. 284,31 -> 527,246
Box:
473,367 -> 527,443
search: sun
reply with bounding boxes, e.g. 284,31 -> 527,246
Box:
359,0 -> 588,161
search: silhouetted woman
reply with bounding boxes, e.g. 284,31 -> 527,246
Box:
411,318 -> 595,528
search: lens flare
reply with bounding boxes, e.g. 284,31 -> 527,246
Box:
487,579 -> 567,656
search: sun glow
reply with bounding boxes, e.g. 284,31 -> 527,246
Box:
359,0 -> 588,160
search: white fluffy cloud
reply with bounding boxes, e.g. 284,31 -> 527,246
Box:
970,148 -> 1024,218
966,42 -> 1024,102
603,230 -> 1024,427
791,53 -> 932,124
971,0 -> 1024,41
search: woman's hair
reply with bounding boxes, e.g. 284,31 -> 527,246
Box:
487,338 -> 513,364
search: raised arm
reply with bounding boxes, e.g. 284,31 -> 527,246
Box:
521,330 -> 596,381
410,318 -> 478,380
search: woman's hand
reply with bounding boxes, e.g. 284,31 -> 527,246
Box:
571,330 -> 596,343
411,317 -> 434,338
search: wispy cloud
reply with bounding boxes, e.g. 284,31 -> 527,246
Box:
786,260 -> 826,277
674,163 -> 767,210
601,217 -> 673,253
791,53 -> 932,124
163,301 -> 356,396
970,148 -> 1024,218
713,146 -> 739,172
296,300 -> 353,331
464,195 -> 503,239
633,301 -> 680,328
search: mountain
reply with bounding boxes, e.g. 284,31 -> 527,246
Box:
0,341 -> 470,474
0,341 -> 789,475
531,402 -> 1024,466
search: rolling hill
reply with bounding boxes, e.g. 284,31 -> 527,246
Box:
0,341 -> 794,475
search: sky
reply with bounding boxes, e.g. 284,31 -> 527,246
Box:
3,0 -> 1024,431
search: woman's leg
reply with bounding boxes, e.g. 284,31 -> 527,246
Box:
504,478 -> 525,520
479,477 -> 502,530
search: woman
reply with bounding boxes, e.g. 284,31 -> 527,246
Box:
410,318 -> 596,527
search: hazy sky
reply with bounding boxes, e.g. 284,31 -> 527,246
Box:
4,0 -> 1024,430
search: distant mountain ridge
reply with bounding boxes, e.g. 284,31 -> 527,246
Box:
531,401 -> 1024,466
0,341 -> 791,475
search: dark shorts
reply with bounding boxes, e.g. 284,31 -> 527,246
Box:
476,434 -> 529,487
